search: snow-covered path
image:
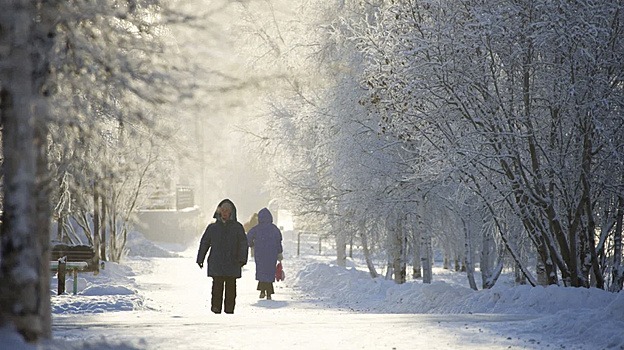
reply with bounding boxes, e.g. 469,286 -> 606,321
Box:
51,250 -> 552,350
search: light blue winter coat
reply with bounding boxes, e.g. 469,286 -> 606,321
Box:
247,208 -> 283,282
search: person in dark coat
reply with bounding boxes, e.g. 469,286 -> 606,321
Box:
196,199 -> 248,314
247,208 -> 283,300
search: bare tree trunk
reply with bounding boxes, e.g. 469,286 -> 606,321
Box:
611,195 -> 624,292
93,187 -> 101,268
480,225 -> 495,289
515,262 -> 527,285
443,244 -> 451,270
421,231 -> 433,284
462,217 -> 478,291
57,214 -> 64,242
109,199 -> 118,261
0,0 -> 43,341
348,232 -> 354,259
536,240 -> 553,286
100,195 -> 107,261
34,112 -> 52,339
412,229 -> 422,279
389,216 -> 406,284
74,211 -> 95,246
31,0 -> 57,338
385,261 -> 393,280
335,226 -> 347,267
401,219 -> 408,281
360,228 -> 378,278
416,201 -> 433,284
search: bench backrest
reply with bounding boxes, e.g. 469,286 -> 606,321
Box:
50,244 -> 98,272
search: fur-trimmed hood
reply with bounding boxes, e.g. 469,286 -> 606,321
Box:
213,198 -> 238,222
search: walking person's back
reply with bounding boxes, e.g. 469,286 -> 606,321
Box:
247,208 -> 283,299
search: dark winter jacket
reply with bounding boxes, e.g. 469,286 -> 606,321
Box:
196,199 -> 248,278
247,208 -> 283,282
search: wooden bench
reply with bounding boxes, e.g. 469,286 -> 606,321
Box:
50,258 -> 89,295
50,244 -> 99,295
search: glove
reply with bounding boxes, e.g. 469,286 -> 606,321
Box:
277,253 -> 283,261
197,262 -> 203,269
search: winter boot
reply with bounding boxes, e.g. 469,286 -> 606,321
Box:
259,291 -> 266,298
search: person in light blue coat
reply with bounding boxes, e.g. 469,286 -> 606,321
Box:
247,208 -> 283,299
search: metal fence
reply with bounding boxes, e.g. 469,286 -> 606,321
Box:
290,231 -> 334,256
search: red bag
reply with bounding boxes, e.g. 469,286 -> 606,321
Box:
275,261 -> 285,281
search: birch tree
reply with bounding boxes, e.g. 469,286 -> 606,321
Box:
1,0 -> 179,342
0,0 -> 53,341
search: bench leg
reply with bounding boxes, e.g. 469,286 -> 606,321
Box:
58,261 -> 66,295
73,269 -> 78,295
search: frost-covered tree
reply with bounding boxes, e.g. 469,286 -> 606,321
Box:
235,0 -> 623,292
353,0 -> 624,288
43,0 -> 180,262
1,0 -> 181,342
0,0 -> 55,341
237,0 -> 437,281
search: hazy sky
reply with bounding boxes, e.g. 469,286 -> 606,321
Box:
167,0 -> 277,222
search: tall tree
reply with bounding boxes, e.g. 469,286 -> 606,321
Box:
0,0 -> 53,341
1,0 -> 181,343
354,0 -> 624,288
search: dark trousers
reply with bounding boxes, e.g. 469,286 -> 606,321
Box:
212,276 -> 237,313
257,282 -> 274,295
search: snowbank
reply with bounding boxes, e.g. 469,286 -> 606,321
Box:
292,259 -> 624,350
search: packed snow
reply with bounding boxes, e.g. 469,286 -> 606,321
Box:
1,229 -> 623,350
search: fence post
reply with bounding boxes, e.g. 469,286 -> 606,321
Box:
297,231 -> 301,256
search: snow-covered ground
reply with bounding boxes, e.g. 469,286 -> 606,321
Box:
2,230 -> 623,350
